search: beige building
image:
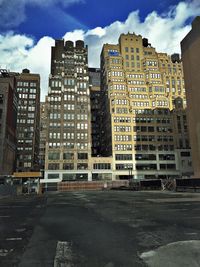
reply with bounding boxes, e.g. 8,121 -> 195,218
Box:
100,33 -> 192,179
181,17 -> 200,178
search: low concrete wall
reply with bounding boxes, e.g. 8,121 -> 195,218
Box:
58,180 -> 129,191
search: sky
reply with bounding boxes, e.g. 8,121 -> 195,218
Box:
0,0 -> 199,100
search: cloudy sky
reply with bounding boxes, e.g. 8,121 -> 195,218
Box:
0,0 -> 199,100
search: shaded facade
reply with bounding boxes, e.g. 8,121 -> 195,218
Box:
0,70 -> 18,176
16,69 -> 40,172
43,39 -> 92,184
39,99 -> 48,174
89,68 -> 101,157
100,33 -> 192,179
181,17 -> 200,177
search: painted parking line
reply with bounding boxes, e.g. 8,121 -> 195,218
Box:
54,241 -> 74,267
0,248 -> 13,257
0,206 -> 26,208
6,237 -> 22,241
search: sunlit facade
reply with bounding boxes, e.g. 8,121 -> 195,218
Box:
100,33 -> 192,179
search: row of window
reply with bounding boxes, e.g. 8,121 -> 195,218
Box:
128,80 -> 145,85
115,144 -> 174,151
17,88 -> 37,93
17,82 -> 37,87
48,163 -> 88,170
115,153 -> 175,161
125,54 -> 140,61
17,119 -> 34,124
116,163 -> 176,170
48,152 -> 88,160
133,117 -> 171,123
18,94 -> 36,99
114,134 -> 173,142
124,47 -> 139,53
49,132 -> 88,139
48,142 -> 88,149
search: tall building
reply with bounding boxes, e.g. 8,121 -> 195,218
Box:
0,70 -> 18,176
100,33 -> 192,179
43,39 -> 92,184
89,68 -> 101,157
15,69 -> 40,172
181,17 -> 200,178
39,99 -> 48,173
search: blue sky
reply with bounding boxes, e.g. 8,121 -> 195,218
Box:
0,0 -> 199,100
0,0 -> 188,40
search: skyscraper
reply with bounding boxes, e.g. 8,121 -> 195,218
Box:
15,69 -> 40,172
100,33 -> 191,179
181,17 -> 200,178
39,99 -> 48,173
43,40 -> 92,185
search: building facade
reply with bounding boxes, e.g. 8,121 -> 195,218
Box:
181,17 -> 200,178
16,69 -> 40,172
39,99 -> 48,174
89,68 -> 101,157
100,33 -> 192,179
0,70 -> 18,176
43,40 -> 92,184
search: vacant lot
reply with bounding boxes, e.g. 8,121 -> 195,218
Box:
1,191 -> 200,266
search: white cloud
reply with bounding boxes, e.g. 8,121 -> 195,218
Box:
63,30 -> 85,42
0,0 -> 199,100
0,33 -> 54,100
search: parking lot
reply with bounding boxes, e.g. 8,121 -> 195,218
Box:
1,191 -> 200,266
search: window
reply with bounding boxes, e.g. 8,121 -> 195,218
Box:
159,154 -> 175,160
48,174 -> 59,179
78,153 -> 88,159
160,164 -> 176,170
48,163 -> 59,170
77,163 -> 88,170
48,153 -> 60,160
30,82 -> 36,87
116,164 -> 133,170
93,163 -> 111,169
181,151 -> 190,157
115,154 -> 132,160
0,95 -> 3,104
63,153 -> 74,160
135,154 -> 156,160
136,164 -> 157,170
63,163 -> 74,170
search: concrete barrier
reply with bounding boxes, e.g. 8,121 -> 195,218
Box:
176,178 -> 200,192
140,179 -> 162,190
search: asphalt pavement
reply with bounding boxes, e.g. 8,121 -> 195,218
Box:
1,191 -> 200,266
